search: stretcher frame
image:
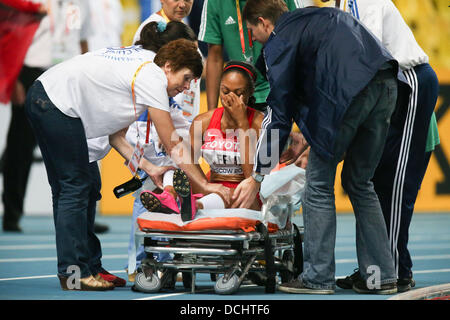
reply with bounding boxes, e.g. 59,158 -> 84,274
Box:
132,213 -> 304,295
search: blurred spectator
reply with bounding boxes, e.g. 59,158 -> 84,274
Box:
198,0 -> 302,112
0,0 -> 45,104
87,0 -> 124,50
1,0 -> 92,232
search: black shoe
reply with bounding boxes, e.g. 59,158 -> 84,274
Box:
336,268 -> 361,289
352,279 -> 397,295
278,279 -> 335,294
397,277 -> 415,293
3,223 -> 22,232
173,169 -> 194,222
94,222 -> 109,234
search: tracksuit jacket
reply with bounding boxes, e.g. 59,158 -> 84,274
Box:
254,7 -> 409,174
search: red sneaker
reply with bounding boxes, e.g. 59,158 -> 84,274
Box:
98,268 -> 126,287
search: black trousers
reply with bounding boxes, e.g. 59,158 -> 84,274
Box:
2,65 -> 45,229
372,63 -> 439,279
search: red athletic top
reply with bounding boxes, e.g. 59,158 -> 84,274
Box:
201,107 -> 256,185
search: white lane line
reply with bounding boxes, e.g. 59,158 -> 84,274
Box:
335,268 -> 450,280
336,254 -> 450,264
0,270 -> 126,282
0,242 -> 128,250
134,292 -> 188,300
322,235 -> 450,244
134,284 -> 258,300
0,254 -> 128,263
0,275 -> 56,281
2,268 -> 449,283
413,268 -> 450,274
0,234 -> 130,241
335,243 -> 450,252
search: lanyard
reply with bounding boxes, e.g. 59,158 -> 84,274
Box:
235,0 -> 253,63
159,8 -> 171,22
149,9 -> 172,144
131,61 -> 152,144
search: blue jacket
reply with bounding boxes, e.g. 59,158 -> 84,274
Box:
254,7 -> 407,173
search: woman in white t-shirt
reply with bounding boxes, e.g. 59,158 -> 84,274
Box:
25,36 -> 230,291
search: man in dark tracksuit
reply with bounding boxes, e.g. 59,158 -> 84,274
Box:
232,0 -> 410,294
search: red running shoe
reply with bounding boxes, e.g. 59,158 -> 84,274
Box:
98,268 -> 127,287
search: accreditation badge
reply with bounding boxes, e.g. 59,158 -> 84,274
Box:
127,141 -> 145,177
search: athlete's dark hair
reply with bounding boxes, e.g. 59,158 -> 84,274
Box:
135,21 -> 197,52
222,60 -> 257,107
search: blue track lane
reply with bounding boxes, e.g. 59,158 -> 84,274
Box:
0,213 -> 449,300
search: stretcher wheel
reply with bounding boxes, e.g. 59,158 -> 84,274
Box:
214,274 -> 240,295
182,272 -> 193,289
134,272 -> 162,293
279,250 -> 295,283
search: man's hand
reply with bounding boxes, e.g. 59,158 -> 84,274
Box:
279,131 -> 309,165
294,146 -> 310,169
231,177 -> 261,209
205,183 -> 233,207
141,162 -> 175,189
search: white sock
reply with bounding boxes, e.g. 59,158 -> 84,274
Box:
163,170 -> 175,188
197,193 -> 225,210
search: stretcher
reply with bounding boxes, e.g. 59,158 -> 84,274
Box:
130,164 -> 306,295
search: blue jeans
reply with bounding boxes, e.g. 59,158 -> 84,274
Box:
300,69 -> 398,289
25,81 -> 103,278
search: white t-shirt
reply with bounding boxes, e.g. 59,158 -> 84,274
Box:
87,99 -> 190,164
340,0 -> 428,70
133,12 -> 201,122
88,136 -> 111,163
24,0 -> 93,68
38,45 -> 170,139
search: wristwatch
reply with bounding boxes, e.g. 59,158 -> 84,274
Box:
251,171 -> 265,183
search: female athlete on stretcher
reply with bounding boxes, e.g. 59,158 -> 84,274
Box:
140,61 -> 265,221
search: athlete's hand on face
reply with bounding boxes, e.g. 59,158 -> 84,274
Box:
222,92 -> 248,128
231,177 -> 260,209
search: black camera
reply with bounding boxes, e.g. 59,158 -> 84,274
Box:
113,175 -> 147,199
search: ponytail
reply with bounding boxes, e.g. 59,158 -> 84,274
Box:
135,21 -> 197,53
247,96 -> 256,108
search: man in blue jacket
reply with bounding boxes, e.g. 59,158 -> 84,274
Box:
232,0 -> 402,294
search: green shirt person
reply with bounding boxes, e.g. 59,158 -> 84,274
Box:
198,0 -> 302,111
